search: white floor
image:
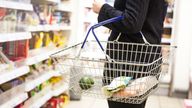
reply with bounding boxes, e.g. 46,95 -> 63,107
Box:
66,95 -> 184,108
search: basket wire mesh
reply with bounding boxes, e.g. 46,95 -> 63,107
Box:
51,16 -> 176,104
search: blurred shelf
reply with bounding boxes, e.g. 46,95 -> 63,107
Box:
52,81 -> 69,96
161,38 -> 171,44
0,1 -> 33,11
164,23 -> 173,28
0,66 -> 30,85
56,2 -> 73,12
28,25 -> 71,32
23,85 -> 52,108
24,82 -> 68,108
46,0 -> 60,4
0,32 -> 32,43
0,84 -> 28,108
25,70 -> 61,91
31,0 -> 60,5
20,46 -> 65,65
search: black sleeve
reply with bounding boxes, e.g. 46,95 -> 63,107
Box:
98,0 -> 150,33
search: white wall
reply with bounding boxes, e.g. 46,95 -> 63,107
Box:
172,0 -> 192,91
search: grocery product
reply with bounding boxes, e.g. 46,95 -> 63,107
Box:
2,40 -> 29,61
34,32 -> 44,48
79,76 -> 94,90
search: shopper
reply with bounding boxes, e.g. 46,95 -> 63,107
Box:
92,0 -> 168,108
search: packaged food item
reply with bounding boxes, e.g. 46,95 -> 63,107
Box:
33,5 -> 47,25
3,9 -> 17,33
34,32 -> 44,48
53,31 -> 67,47
2,40 -> 29,61
16,11 -> 27,32
0,8 -> 7,33
43,32 -> 53,47
0,48 -> 14,70
112,76 -> 158,98
42,94 -> 69,108
49,76 -> 62,85
102,77 -> 132,97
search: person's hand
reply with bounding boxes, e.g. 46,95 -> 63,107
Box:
92,0 -> 105,14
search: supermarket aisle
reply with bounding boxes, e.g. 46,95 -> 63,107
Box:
66,95 -> 184,108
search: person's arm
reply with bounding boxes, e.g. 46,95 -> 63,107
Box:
94,0 -> 150,33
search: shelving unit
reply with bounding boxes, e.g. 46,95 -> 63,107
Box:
31,0 -> 60,5
159,1 -> 177,97
0,0 -> 76,107
0,84 -> 28,108
0,32 -> 32,43
0,1 -> 33,11
28,25 -> 71,32
23,85 -> 52,108
25,70 -> 61,91
56,1 -> 73,12
0,66 -> 29,85
19,46 -> 65,65
52,81 -> 69,96
23,82 -> 68,108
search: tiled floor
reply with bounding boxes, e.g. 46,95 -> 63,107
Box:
66,95 -> 184,108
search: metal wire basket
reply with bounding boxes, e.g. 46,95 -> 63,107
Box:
51,16 -> 176,104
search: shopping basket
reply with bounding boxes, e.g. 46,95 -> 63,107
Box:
51,16 -> 176,104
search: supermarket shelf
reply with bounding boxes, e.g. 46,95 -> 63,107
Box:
161,38 -> 171,44
21,46 -> 65,65
46,0 -> 60,4
24,86 -> 52,108
0,84 -> 28,108
56,4 -> 73,12
0,66 -> 30,85
0,32 -> 32,43
31,0 -> 60,5
24,83 -> 68,108
28,25 -> 71,32
25,70 -> 61,92
0,1 -> 33,11
52,81 -> 69,96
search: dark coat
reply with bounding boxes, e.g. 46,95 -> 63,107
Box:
98,0 -> 168,108
98,0 -> 168,44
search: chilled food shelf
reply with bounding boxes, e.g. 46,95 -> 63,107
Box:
0,32 -> 32,43
31,0 -> 60,5
0,1 -> 33,11
52,81 -> 69,96
21,46 -> 65,65
0,84 -> 28,108
28,25 -> 71,32
23,83 -> 68,108
23,86 -> 52,108
25,70 -> 61,91
56,2 -> 73,12
0,66 -> 30,85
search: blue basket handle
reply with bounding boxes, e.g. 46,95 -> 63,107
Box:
81,16 -> 123,51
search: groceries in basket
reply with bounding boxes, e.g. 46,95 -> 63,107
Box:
79,76 -> 95,90
102,76 -> 158,98
102,77 -> 132,97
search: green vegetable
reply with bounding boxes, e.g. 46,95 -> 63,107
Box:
79,76 -> 94,90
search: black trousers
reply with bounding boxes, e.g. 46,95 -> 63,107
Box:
108,100 -> 147,108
